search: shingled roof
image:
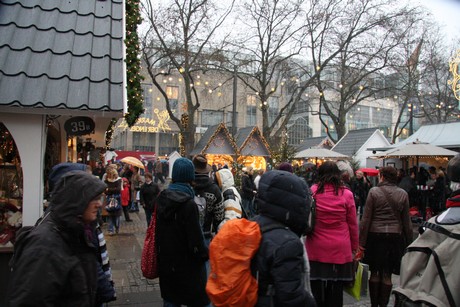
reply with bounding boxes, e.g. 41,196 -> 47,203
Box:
0,0 -> 124,112
190,123 -> 239,156
332,128 -> 380,156
296,136 -> 334,151
235,126 -> 271,156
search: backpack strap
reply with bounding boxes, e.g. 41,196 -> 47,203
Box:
259,221 -> 287,234
420,221 -> 460,240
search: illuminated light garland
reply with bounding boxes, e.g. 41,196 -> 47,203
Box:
448,49 -> 460,100
239,126 -> 272,157
200,123 -> 239,155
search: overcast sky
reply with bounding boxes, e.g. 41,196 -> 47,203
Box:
416,0 -> 460,40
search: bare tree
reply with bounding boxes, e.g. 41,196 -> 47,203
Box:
416,31 -> 460,124
305,0 -> 425,143
226,0 -> 307,146
141,0 -> 234,156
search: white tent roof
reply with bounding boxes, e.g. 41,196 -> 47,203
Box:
394,122 -> 460,148
374,142 -> 458,158
295,148 -> 349,159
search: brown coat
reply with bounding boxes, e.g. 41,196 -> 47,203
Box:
359,182 -> 412,247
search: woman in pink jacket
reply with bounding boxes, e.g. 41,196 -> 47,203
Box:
306,161 -> 359,307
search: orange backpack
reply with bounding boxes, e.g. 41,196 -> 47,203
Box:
206,218 -> 262,307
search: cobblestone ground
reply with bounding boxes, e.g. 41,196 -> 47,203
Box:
104,207 -> 399,307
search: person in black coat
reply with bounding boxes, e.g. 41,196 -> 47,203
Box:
156,158 -> 209,306
399,169 -> 417,207
241,166 -> 257,218
252,170 -> 316,307
192,154 -> 224,240
140,172 -> 160,226
9,170 -> 108,306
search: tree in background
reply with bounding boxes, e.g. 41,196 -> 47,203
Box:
141,0 -> 234,156
306,0 -> 422,143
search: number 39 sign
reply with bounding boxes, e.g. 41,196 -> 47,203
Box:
64,117 -> 95,136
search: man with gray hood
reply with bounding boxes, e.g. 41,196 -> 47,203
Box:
8,168 -> 108,306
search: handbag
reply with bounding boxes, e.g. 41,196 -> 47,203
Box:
105,196 -> 121,212
305,192 -> 316,235
344,262 -> 364,301
141,204 -> 158,279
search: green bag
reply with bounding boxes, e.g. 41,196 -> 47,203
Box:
345,262 -> 363,301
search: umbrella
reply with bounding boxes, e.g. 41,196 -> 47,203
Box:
374,142 -> 458,159
121,156 -> 145,169
357,168 -> 379,177
294,148 -> 349,160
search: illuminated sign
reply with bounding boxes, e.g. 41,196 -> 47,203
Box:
117,109 -> 172,133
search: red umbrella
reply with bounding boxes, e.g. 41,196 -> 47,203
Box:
357,168 -> 379,176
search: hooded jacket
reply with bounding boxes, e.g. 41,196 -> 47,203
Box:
215,168 -> 242,230
156,188 -> 209,306
9,171 -> 107,307
252,170 -> 313,307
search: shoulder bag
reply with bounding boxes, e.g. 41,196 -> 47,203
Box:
141,204 -> 159,279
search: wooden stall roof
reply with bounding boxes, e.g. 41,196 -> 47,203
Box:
190,123 -> 239,156
235,126 -> 271,157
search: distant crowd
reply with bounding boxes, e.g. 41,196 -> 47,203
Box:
7,154 -> 460,307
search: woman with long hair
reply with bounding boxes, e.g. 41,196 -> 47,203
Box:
305,161 -> 359,307
359,166 -> 412,307
104,167 -> 123,235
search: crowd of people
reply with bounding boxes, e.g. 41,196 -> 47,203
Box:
7,154 -> 460,307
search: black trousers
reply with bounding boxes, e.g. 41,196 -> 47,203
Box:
311,280 -> 344,307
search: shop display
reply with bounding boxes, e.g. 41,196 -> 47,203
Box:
0,123 -> 23,251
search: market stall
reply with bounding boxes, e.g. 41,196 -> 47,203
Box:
235,126 -> 271,170
190,123 -> 239,168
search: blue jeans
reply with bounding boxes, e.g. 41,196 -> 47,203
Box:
242,197 -> 255,218
108,215 -> 120,233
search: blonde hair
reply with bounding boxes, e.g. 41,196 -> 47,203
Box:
106,168 -> 119,181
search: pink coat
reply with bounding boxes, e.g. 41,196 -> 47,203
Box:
306,184 -> 359,264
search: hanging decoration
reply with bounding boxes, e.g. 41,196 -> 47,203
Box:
124,0 -> 144,126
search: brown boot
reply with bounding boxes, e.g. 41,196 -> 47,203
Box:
379,283 -> 393,307
368,280 -> 380,307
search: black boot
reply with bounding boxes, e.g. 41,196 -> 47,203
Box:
368,280 -> 380,307
379,283 -> 393,307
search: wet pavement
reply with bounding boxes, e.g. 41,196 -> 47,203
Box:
104,209 -> 402,307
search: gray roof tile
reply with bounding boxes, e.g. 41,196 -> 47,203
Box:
332,128 -> 378,156
0,0 -> 124,111
296,136 -> 334,151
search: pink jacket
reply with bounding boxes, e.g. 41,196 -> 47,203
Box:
306,184 -> 359,264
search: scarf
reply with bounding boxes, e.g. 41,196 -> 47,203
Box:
168,182 -> 195,198
446,193 -> 460,208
